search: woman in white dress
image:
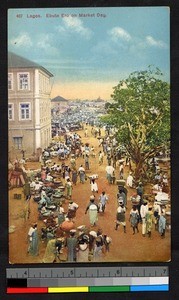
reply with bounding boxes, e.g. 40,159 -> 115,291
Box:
91,179 -> 98,193
126,172 -> 134,188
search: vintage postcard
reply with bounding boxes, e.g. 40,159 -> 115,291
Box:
8,7 -> 170,264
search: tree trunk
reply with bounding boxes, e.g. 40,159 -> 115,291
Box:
134,159 -> 144,182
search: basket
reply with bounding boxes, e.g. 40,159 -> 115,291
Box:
116,179 -> 125,186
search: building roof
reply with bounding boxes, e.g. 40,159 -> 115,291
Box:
8,52 -> 53,77
51,96 -> 68,102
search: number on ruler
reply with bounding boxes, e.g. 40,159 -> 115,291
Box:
163,268 -> 168,275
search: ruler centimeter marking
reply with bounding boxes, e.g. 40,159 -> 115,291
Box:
6,267 -> 169,293
7,266 -> 169,279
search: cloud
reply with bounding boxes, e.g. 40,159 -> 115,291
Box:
108,27 -> 131,42
127,35 -> 168,57
47,65 -> 94,70
36,58 -> 84,65
9,32 -> 33,47
91,41 -> 118,56
59,16 -> 92,39
146,35 -> 168,49
34,58 -> 94,74
56,25 -> 67,35
37,34 -> 58,55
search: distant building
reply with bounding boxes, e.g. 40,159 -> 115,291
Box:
51,96 -> 69,111
8,52 -> 53,159
51,95 -> 69,114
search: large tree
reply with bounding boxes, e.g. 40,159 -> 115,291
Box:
102,67 -> 170,180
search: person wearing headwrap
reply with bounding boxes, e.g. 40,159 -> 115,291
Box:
129,206 -> 139,235
42,238 -> 63,263
27,223 -> 39,256
57,203 -> 65,225
158,211 -> 167,238
71,168 -> 78,185
93,230 -> 104,261
99,191 -> 108,213
66,230 -> 77,262
140,199 -> 149,237
78,165 -> 86,183
115,201 -> 126,233
65,178 -> 72,199
85,195 -> 99,226
67,200 -> 79,220
91,179 -> 98,193
153,201 -> 162,230
145,204 -> 155,238
76,227 -> 89,262
126,172 -> 134,188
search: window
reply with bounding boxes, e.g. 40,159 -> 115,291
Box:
8,103 -> 14,120
13,137 -> 22,150
8,73 -> 13,90
18,73 -> 30,90
20,103 -> 31,120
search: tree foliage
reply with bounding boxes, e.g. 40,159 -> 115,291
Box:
102,67 -> 170,179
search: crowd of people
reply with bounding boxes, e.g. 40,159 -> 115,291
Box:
22,128 -> 113,262
9,124 -> 170,263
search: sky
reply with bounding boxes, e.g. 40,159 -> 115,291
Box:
8,7 -> 170,100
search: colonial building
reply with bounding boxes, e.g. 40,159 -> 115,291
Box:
51,95 -> 69,115
8,52 -> 53,159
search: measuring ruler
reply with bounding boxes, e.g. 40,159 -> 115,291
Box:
7,266 -> 169,293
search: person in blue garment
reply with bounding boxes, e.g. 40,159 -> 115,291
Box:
78,165 -> 86,183
129,206 -> 139,235
28,223 -> 39,256
66,230 -> 78,262
158,211 -> 167,238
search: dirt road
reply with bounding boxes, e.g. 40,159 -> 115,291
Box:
9,126 -> 171,263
